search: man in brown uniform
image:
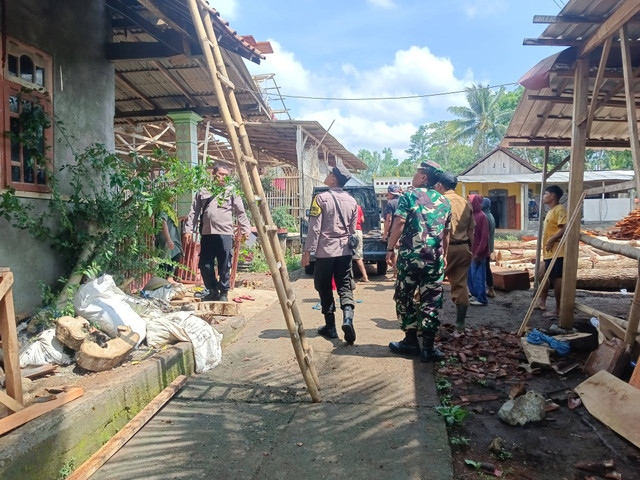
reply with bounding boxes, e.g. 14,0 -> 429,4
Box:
184,165 -> 251,301
435,173 -> 475,331
301,164 -> 358,344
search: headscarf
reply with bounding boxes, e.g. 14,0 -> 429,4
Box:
468,194 -> 489,258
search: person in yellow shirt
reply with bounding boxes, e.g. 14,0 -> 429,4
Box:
535,185 -> 567,318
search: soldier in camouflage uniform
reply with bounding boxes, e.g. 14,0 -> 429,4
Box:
385,161 -> 451,362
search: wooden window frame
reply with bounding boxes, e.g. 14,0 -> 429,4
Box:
1,38 -> 53,193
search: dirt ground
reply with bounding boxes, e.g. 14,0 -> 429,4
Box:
435,284 -> 640,480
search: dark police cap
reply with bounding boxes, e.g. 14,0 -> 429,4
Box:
331,164 -> 352,184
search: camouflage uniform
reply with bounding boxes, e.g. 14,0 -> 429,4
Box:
394,186 -> 451,335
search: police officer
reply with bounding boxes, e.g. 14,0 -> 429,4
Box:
386,161 -> 451,362
183,165 -> 251,302
435,173 -> 475,331
301,164 -> 358,344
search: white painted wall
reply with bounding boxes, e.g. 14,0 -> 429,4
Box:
583,198 -> 633,222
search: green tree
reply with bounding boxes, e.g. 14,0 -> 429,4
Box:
448,83 -> 512,156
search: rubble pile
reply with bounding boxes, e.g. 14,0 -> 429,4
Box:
607,208 -> 640,240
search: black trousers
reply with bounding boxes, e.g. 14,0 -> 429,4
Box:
199,234 -> 233,292
485,256 -> 493,288
314,255 -> 355,315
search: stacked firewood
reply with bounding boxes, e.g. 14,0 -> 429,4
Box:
607,208 -> 640,240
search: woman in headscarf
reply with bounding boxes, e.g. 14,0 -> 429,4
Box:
467,194 -> 489,306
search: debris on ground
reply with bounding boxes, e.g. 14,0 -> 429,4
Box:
497,390 -> 546,426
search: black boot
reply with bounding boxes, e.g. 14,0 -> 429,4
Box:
317,312 -> 338,339
421,332 -> 444,363
389,329 -> 420,356
203,289 -> 220,301
455,304 -> 468,331
218,290 -> 228,302
342,305 -> 356,344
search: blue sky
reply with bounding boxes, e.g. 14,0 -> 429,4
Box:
212,1 -> 567,159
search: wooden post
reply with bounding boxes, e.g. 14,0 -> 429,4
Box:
534,145 -> 549,290
0,270 -> 23,410
625,261 -> 640,346
620,23 -> 640,197
559,56 -> 588,328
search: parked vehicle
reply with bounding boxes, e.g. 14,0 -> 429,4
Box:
299,185 -> 388,276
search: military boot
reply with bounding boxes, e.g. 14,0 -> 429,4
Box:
455,304 -> 468,332
317,312 -> 338,339
389,329 -> 420,356
421,332 -> 444,363
342,305 -> 356,344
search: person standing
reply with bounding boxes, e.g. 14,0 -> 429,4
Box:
382,184 -> 402,278
482,197 -> 496,298
435,173 -> 475,331
387,162 -> 451,362
183,165 -> 250,302
301,164 -> 358,344
353,203 -> 369,282
157,206 -> 183,284
535,185 -> 567,318
467,194 -> 489,306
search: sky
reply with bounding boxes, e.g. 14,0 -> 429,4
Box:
211,0 -> 568,160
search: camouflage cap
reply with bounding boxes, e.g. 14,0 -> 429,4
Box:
420,160 -> 443,174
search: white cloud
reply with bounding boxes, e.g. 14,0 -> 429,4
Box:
366,0 -> 396,9
247,43 -> 474,159
208,0 -> 238,20
459,0 -> 506,18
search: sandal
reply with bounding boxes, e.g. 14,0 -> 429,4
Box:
240,295 -> 255,301
232,297 -> 243,303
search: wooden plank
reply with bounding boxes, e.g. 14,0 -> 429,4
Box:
0,276 -> 23,407
0,387 -> 83,436
0,390 -> 24,413
22,364 -> 58,380
620,22 -> 640,197
575,370 -> 640,448
580,0 -> 640,56
559,56 -> 589,329
584,179 -> 636,196
520,338 -> 551,368
630,357 -> 640,389
67,376 -> 188,480
574,302 -> 629,341
0,271 -> 13,301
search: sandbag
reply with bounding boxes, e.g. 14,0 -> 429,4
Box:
73,275 -> 146,346
19,329 -> 75,367
146,312 -> 222,373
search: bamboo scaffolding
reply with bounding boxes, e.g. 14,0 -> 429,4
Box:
187,0 -> 320,401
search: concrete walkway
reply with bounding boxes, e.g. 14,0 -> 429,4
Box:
93,274 -> 453,480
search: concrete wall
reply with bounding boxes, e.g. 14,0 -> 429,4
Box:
0,1 -> 115,314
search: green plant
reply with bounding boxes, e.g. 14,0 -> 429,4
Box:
450,436 -> 471,447
436,377 -> 452,391
435,405 -> 471,427
493,448 -> 513,460
271,206 -> 298,232
58,458 -> 75,479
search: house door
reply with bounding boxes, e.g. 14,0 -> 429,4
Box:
489,189 -> 508,228
508,195 -> 517,229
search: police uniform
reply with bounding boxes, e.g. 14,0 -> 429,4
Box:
304,164 -> 357,343
184,185 -> 251,300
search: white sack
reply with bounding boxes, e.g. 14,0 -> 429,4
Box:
146,312 -> 222,373
19,328 -> 74,367
74,275 -> 146,345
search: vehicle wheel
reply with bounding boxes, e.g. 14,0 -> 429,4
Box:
304,262 -> 315,275
376,260 -> 388,275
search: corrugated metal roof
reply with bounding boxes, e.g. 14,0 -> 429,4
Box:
459,170 -> 635,184
502,0 -> 640,149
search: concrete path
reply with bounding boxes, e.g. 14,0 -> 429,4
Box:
93,274 -> 453,480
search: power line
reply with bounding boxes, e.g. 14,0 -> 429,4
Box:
241,81 -> 519,102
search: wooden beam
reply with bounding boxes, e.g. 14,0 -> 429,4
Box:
533,15 -> 605,25
583,179 -> 636,196
0,272 -> 23,408
585,36 -> 613,134
0,387 -> 83,436
559,56 -> 589,329
136,0 -> 193,39
580,0 -> 640,56
106,42 -> 202,61
528,94 -> 640,109
620,23 -> 640,197
540,114 -> 625,123
523,38 -> 581,47
504,138 -> 632,148
0,390 -> 23,413
546,154 -> 571,178
66,376 -> 188,480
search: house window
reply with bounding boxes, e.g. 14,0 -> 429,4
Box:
2,39 -> 53,193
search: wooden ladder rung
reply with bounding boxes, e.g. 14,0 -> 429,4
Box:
242,154 -> 257,165
264,225 -> 278,233
217,72 -> 235,90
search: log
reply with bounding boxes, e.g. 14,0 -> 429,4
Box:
496,249 -> 537,261
76,328 -> 139,372
592,258 -> 639,269
494,240 -> 537,250
195,301 -> 239,316
580,233 -> 640,260
55,316 -> 90,351
576,268 -> 638,291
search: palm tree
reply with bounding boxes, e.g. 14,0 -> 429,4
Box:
447,84 -> 511,156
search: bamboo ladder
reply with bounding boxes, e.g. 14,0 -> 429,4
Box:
186,0 -> 321,402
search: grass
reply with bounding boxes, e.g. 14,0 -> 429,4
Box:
435,404 -> 471,427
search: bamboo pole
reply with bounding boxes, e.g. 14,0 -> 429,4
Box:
187,0 -> 320,401
518,193 -> 586,336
